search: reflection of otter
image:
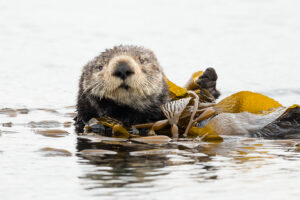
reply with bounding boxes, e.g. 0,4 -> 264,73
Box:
76,138 -> 214,189
76,138 -> 171,188
74,45 -> 220,133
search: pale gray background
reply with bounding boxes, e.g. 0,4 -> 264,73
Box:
0,0 -> 299,108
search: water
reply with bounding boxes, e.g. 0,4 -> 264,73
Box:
1,0 -> 300,199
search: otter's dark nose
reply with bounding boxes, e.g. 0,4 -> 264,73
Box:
112,62 -> 134,80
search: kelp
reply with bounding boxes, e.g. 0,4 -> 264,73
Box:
85,117 -> 130,138
164,75 -> 187,99
161,97 -> 192,138
128,85 -> 221,141
187,127 -> 223,143
164,73 -> 215,103
184,70 -> 204,90
214,91 -> 282,114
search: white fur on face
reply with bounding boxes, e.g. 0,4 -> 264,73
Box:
90,55 -> 164,110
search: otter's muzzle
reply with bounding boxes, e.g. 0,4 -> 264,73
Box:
112,62 -> 134,80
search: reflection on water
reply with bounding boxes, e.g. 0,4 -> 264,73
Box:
76,124 -> 300,198
1,106 -> 300,199
76,137 -> 213,189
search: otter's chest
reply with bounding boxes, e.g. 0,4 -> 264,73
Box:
93,97 -> 164,126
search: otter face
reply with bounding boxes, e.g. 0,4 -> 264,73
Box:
82,45 -> 167,110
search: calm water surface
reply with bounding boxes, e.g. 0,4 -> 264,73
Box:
1,0 -> 300,200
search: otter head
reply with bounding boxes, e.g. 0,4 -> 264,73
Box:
82,45 -> 169,111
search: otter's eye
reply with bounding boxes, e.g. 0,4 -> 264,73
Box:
98,65 -> 103,71
139,57 -> 147,64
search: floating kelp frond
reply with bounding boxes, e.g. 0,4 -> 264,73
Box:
112,124 -> 129,138
187,89 -> 215,104
164,75 -> 188,98
161,97 -> 192,124
198,102 -> 216,109
152,119 -> 169,131
214,91 -> 282,114
183,91 -> 199,137
84,117 -> 129,138
197,107 -> 286,137
95,116 -> 123,127
181,103 -> 215,119
183,91 -> 216,137
161,97 -> 192,138
184,70 -> 203,90
165,73 -> 216,103
131,92 -> 218,139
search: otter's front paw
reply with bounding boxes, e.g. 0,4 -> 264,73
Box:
197,67 -> 220,99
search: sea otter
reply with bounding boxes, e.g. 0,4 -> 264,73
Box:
74,45 -> 219,133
